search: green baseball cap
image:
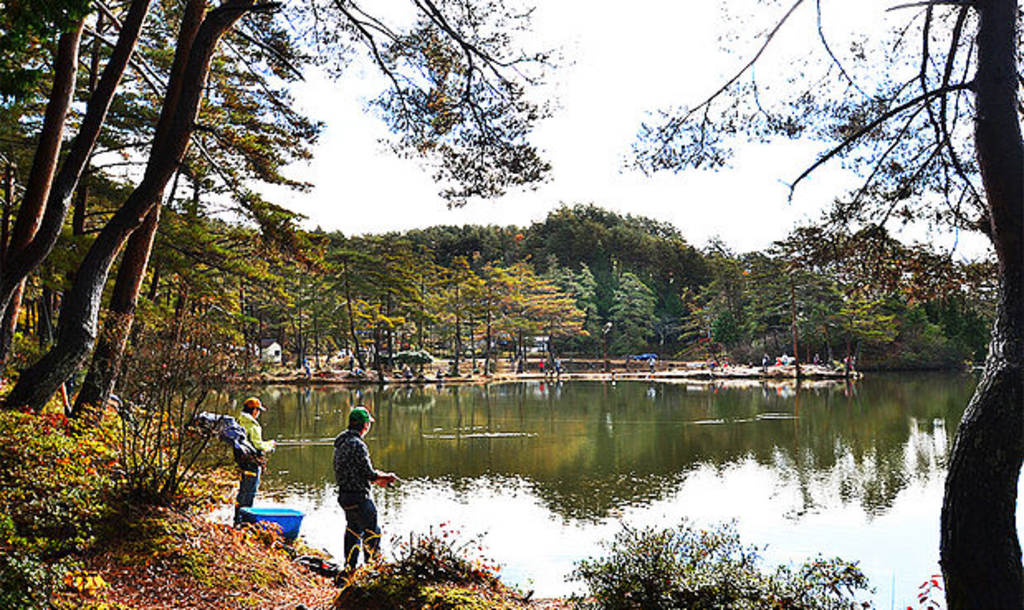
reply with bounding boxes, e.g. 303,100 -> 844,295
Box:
349,406 -> 375,425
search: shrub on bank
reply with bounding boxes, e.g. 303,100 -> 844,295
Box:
0,400 -> 233,609
334,526 -> 524,610
0,410 -> 120,608
570,520 -> 872,610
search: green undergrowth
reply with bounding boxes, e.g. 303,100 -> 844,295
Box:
0,408 -> 121,608
0,403 -> 244,609
334,525 -> 528,610
570,520 -> 873,610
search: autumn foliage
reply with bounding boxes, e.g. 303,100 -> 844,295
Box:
334,524 -> 530,610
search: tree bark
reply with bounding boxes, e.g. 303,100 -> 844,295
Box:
38,287 -> 54,347
0,284 -> 23,368
72,204 -> 161,419
8,23 -> 83,259
0,23 -> 82,367
939,1 -> 1024,608
2,161 -> 13,269
4,0 -> 256,412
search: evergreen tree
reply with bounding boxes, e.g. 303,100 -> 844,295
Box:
609,272 -> 657,356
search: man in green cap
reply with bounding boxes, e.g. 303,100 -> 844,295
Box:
333,405 -> 397,573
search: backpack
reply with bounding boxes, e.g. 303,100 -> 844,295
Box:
193,412 -> 265,470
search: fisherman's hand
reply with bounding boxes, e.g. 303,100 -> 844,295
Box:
374,472 -> 399,487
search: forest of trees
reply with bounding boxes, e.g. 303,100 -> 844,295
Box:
0,0 -> 1000,402
214,205 -> 997,374
4,188 -> 992,381
0,0 -> 550,413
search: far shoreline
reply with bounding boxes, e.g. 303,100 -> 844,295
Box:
230,360 -> 868,387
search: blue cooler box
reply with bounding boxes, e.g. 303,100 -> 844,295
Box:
239,507 -> 305,540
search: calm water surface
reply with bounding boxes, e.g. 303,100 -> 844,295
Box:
237,374 -> 1022,607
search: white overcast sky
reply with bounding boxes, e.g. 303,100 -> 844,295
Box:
267,0 -> 990,258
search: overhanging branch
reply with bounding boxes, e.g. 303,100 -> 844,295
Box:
788,81 -> 974,194
887,0 -> 973,12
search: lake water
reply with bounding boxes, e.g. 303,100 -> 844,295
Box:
239,374 -> 1022,608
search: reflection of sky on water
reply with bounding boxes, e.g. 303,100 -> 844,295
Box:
244,376 -> 1022,607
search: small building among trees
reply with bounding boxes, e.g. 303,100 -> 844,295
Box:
260,339 -> 283,364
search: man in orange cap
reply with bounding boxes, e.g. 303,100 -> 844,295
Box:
235,396 -> 276,525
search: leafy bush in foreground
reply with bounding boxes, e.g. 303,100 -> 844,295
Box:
570,520 -> 873,610
334,525 -> 519,610
0,410 -> 119,608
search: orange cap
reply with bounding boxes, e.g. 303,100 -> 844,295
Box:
243,397 -> 265,411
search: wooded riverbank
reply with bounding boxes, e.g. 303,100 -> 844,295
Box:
245,360 -> 862,385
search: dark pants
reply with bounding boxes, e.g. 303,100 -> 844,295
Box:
339,493 -> 381,571
235,467 -> 261,526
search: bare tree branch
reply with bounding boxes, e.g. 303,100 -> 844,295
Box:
937,7 -> 979,203
330,0 -> 407,110
850,101 -> 928,208
887,0 -> 972,12
788,81 -> 973,194
653,0 -> 808,160
816,0 -> 868,97
230,26 -> 305,80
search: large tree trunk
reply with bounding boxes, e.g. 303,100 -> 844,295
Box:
939,1 -> 1023,608
4,0 -> 256,412
0,23 -> 82,367
1,162 -> 12,269
69,0 -> 205,417
7,24 -> 83,258
72,204 -> 161,420
0,0 -> 152,368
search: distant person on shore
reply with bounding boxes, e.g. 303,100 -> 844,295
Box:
235,397 -> 276,525
334,406 -> 398,573
762,354 -> 770,374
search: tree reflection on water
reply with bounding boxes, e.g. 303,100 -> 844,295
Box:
252,374 -> 974,522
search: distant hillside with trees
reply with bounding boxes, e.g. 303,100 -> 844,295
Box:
232,204 -> 991,374
2,201 -> 993,381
